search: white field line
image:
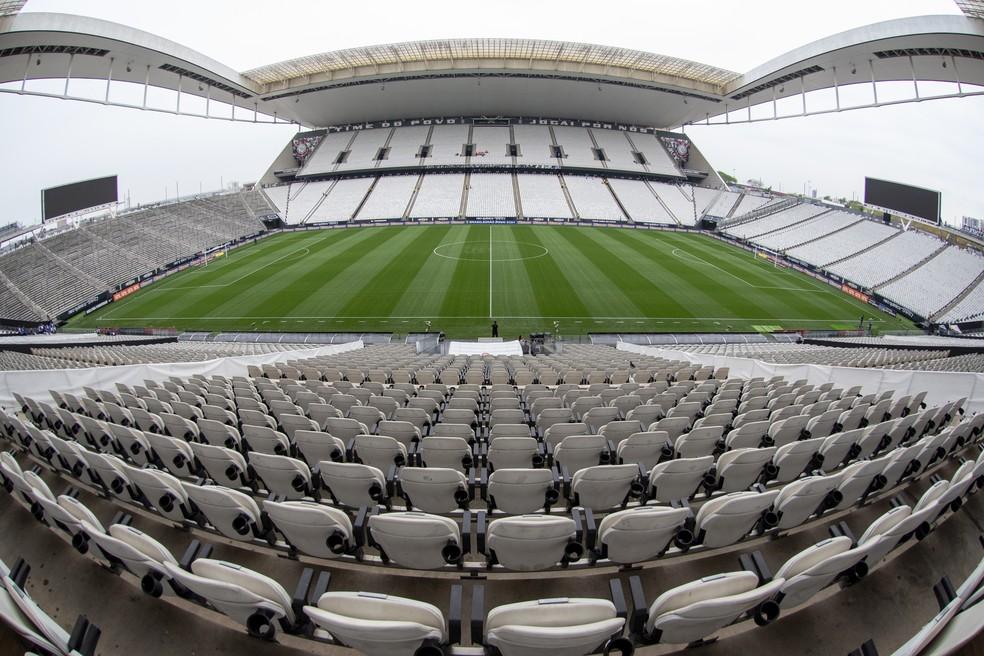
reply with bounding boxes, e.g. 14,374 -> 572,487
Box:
669,247 -> 828,293
489,225 -> 493,319
158,231 -> 335,291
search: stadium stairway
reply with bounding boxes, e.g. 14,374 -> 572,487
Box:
31,239 -> 107,291
651,187 -> 684,225
930,268 -> 984,323
723,192 -> 745,219
874,241 -> 950,292
823,228 -> 903,269
605,178 -> 633,222
0,268 -> 46,320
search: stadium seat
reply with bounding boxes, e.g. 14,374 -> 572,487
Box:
570,464 -> 643,511
485,597 -> 626,656
711,447 -> 777,493
397,467 -> 470,513
648,456 -> 714,503
161,558 -> 295,638
597,506 -> 692,563
182,483 -> 265,541
487,436 -> 542,470
304,592 -> 447,656
693,490 -> 780,548
774,536 -> 873,609
249,452 -> 315,499
487,469 -> 558,514
486,514 -> 581,570
263,500 -> 353,558
641,570 -> 784,644
368,512 -> 463,568
319,461 -> 387,508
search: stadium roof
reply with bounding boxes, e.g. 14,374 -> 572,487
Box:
1,12 -> 982,128
242,38 -> 740,89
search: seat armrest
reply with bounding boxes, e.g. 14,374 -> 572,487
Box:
353,506 -> 369,548
628,575 -> 648,636
470,584 -> 485,646
461,511 -> 472,555
476,510 -> 487,554
448,584 -> 463,645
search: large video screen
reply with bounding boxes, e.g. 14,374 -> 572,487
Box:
42,175 -> 118,222
864,177 -> 940,224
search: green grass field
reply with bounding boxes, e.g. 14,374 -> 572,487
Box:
68,224 -> 915,337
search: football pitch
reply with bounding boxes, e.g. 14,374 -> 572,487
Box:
69,224 -> 915,337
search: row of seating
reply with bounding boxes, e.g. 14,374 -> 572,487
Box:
5,378 -> 980,574
3,437 -> 979,655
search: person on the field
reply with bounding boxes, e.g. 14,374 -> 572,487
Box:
491,320 -> 499,337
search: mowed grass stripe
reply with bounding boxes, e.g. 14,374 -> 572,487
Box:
336,225 -> 452,317
548,227 -> 658,317
489,226 -> 539,321
533,227 -> 640,317
439,225 -> 490,319
389,225 -> 474,318
177,229 -> 359,320
593,229 -> 720,317
620,230 -> 788,319
666,232 -> 876,319
510,225 -> 590,318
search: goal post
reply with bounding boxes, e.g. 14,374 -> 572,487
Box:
754,247 -> 787,269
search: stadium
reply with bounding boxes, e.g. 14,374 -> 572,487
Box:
0,1 -> 983,656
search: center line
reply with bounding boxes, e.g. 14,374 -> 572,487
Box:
488,225 -> 493,319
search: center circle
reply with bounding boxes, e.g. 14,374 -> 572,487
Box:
432,240 -> 550,262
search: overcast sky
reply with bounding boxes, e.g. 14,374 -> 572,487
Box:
1,0 -> 982,225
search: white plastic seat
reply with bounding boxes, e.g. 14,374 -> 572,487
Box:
487,469 -> 558,514
77,450 -> 133,499
319,461 -> 386,508
182,483 -> 263,541
293,430 -> 345,468
832,456 -> 891,510
398,467 -> 469,513
162,559 -> 294,637
807,410 -> 842,440
617,431 -> 672,471
190,442 -> 249,487
775,536 -> 873,609
543,422 -> 590,447
554,435 -> 607,474
771,437 -> 824,483
599,420 -> 643,446
583,407 -> 620,434
324,416 -> 369,441
644,570 -> 785,644
242,425 -> 291,456
144,432 -> 197,477
486,514 -> 580,571
674,425 -> 724,459
597,506 -> 691,564
353,434 -> 407,472
305,591 -> 445,656
817,430 -> 861,472
197,418 -> 241,449
486,597 -> 625,656
648,456 -> 714,503
85,523 -> 178,586
378,420 -> 422,449
713,447 -> 776,493
122,464 -> 191,522
694,490 -> 780,548
263,500 -> 353,558
419,436 -> 473,473
570,464 -> 642,511
487,437 -> 541,471
369,512 -> 463,569
725,421 -> 771,450
249,452 -> 313,499
773,475 -> 841,530
767,415 -> 809,447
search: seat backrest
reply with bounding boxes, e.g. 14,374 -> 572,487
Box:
487,468 -> 555,514
486,514 -> 577,571
648,456 -> 714,503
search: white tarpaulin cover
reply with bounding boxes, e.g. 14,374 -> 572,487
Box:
448,340 -> 523,356
0,341 -> 363,410
617,342 -> 984,414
